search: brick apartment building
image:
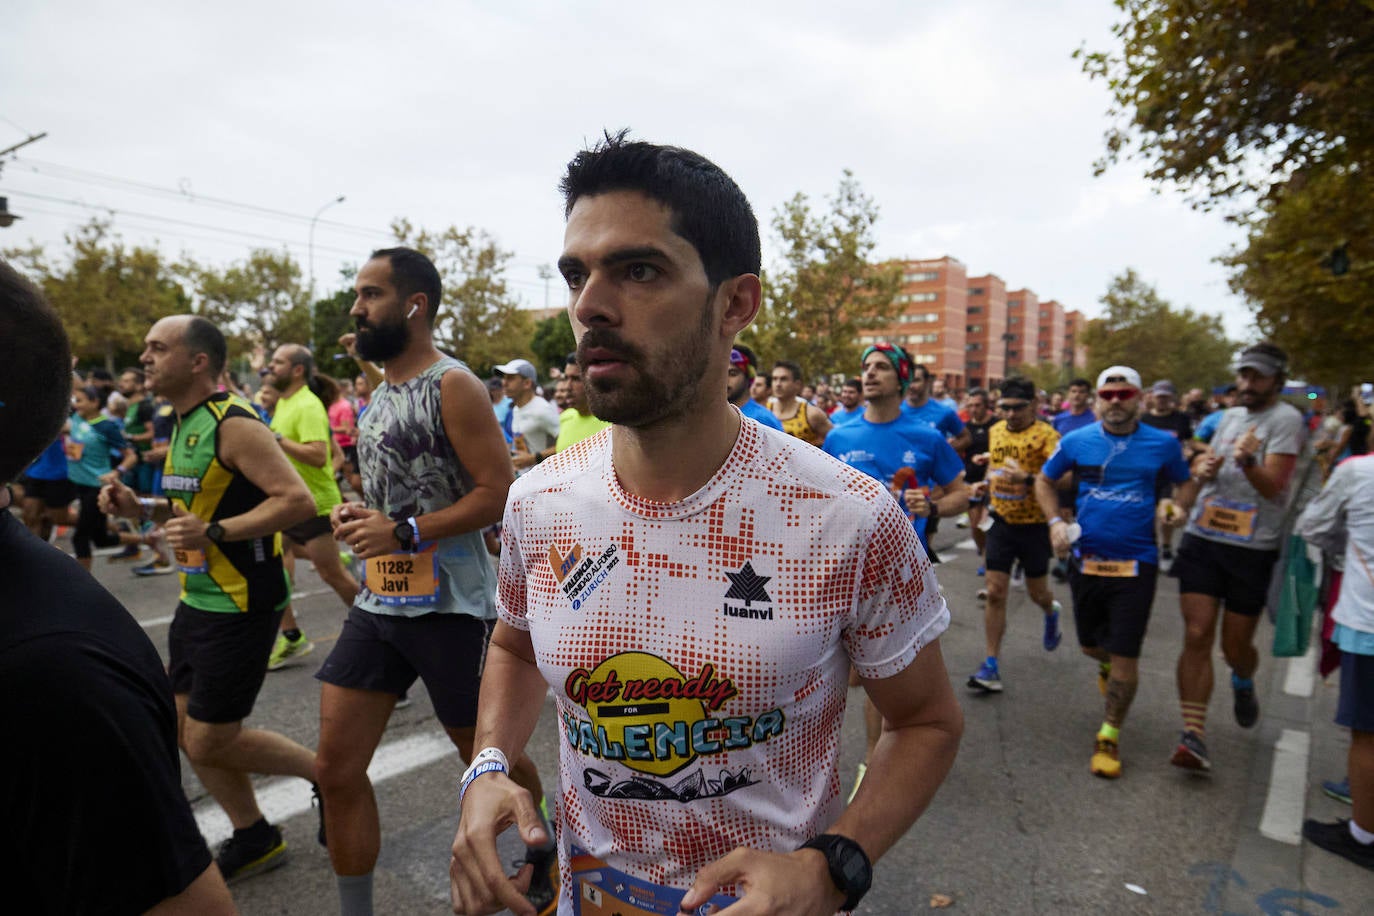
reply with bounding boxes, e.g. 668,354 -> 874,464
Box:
863,259 -> 1081,390
965,274 -> 1007,388
1037,299 -> 1065,368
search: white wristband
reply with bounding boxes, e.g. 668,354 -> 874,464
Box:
1049,516 -> 1064,527
460,746 -> 510,802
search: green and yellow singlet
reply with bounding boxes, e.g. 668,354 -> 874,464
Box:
162,392 -> 289,614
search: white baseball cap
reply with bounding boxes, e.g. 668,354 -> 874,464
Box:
493,358 -> 537,381
1095,365 -> 1142,390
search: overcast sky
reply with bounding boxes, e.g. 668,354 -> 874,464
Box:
2,0 -> 1256,337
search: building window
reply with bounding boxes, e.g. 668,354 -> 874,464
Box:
1009,316 -> 1019,325
967,324 -> 983,333
966,342 -> 982,351
969,287 -> 985,296
903,270 -> 939,283
968,361 -> 982,369
1008,350 -> 1020,360
914,353 -> 937,364
968,305 -> 983,314
909,292 -> 938,303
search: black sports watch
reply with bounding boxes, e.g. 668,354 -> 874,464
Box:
800,833 -> 872,911
393,521 -> 415,552
205,522 -> 227,545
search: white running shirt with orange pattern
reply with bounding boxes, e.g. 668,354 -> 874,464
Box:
498,414 -> 949,910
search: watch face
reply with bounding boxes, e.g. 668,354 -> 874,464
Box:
394,522 -> 412,546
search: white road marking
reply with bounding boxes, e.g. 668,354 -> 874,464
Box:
192,731 -> 458,846
1259,728 -> 1310,845
1282,642 -> 1318,698
139,590 -> 328,631
950,539 -> 977,552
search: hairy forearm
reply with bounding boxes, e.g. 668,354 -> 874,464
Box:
472,639 -> 549,759
416,484 -> 508,541
222,491 -> 315,541
830,704 -> 961,862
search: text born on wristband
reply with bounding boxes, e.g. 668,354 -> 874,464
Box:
460,760 -> 508,802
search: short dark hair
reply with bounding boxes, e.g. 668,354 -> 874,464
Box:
120,367 -> 145,384
565,352 -> 579,368
842,377 -> 862,392
1068,377 -> 1091,390
967,387 -> 989,401
371,247 -> 443,324
772,360 -> 803,382
90,367 -> 115,384
559,130 -> 761,286
0,260 -> 73,484
910,363 -> 932,384
183,315 -> 227,376
1000,377 -> 1036,401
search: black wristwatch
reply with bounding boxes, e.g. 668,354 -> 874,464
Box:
800,834 -> 872,911
393,520 -> 415,551
205,522 -> 226,545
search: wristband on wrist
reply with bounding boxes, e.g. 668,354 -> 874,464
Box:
407,516 -> 421,548
460,747 -> 511,802
1049,516 -> 1063,527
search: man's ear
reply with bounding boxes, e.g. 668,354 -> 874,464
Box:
719,274 -> 762,339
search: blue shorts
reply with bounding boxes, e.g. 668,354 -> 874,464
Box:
1336,650 -> 1374,733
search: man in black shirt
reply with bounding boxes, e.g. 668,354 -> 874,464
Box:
0,259 -> 235,914
1140,380 -> 1195,561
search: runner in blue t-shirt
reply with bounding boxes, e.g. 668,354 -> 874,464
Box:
1052,378 -> 1097,436
1035,365 -> 1193,781
822,341 -> 968,803
727,345 -> 784,431
829,377 -> 865,426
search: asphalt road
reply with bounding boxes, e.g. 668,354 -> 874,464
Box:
83,522 -> 1374,915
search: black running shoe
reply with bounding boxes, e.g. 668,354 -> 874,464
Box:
522,843 -> 559,915
312,782 -> 327,847
1170,730 -> 1211,773
216,823 -> 288,884
1233,683 -> 1259,728
1303,819 -> 1374,871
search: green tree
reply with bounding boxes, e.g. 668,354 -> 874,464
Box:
3,218 -> 188,370
193,248 -> 310,359
390,219 -> 532,377
742,171 -> 903,380
530,312 -> 577,375
1080,269 -> 1236,390
1079,0 -> 1374,206
1222,165 -> 1374,385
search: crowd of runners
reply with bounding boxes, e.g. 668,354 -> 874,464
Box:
1,133 -> 1371,916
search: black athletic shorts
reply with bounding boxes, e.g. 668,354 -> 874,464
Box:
1069,559 -> 1158,658
1337,650 -> 1374,732
18,474 -> 76,509
168,602 -> 283,723
283,513 -> 333,545
1169,533 -> 1279,617
315,607 -> 494,728
984,515 -> 1052,578
342,444 -> 358,467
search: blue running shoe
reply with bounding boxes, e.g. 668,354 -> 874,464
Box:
1043,601 -> 1063,651
1323,778 -> 1352,805
967,658 -> 1002,693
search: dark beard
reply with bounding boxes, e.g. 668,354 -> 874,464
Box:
355,317 -> 409,362
577,306 -> 713,428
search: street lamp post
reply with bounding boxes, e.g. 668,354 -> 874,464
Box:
307,195 -> 346,342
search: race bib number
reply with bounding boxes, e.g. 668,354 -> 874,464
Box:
1081,557 -> 1139,578
364,547 -> 439,606
1196,497 -> 1258,543
569,846 -> 734,915
64,439 -> 85,461
175,548 -> 208,574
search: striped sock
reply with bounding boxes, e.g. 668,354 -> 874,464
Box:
1181,701 -> 1207,736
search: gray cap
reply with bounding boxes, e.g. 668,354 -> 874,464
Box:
1234,347 -> 1287,378
1150,380 -> 1177,397
493,358 -> 537,381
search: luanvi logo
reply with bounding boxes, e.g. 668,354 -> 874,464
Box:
723,562 -> 773,620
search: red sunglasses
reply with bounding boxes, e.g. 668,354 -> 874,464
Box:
1097,388 -> 1138,402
